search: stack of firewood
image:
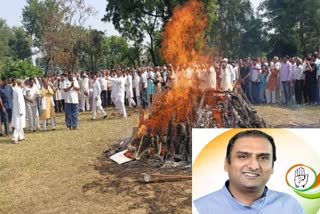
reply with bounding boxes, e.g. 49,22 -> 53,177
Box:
106,88 -> 266,167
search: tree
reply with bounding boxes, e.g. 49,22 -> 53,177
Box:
207,0 -> 263,58
0,19 -> 12,61
22,0 -> 95,74
0,58 -> 42,79
259,0 -> 320,56
103,0 -> 210,66
101,36 -> 130,69
8,27 -> 32,61
102,0 -> 221,65
238,17 -> 268,58
102,0 -> 160,66
76,29 -> 105,72
22,0 -> 53,48
124,46 -> 142,68
0,19 -> 32,63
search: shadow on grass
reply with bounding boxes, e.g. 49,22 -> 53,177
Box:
83,154 -> 192,214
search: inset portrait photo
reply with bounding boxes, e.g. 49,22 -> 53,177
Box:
192,129 -> 320,214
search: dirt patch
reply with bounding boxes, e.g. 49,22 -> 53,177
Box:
83,155 -> 192,214
254,104 -> 320,128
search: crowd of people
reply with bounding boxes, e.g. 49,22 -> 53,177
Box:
237,53 -> 320,106
166,52 -> 320,106
1,52 -> 319,143
0,67 -> 165,143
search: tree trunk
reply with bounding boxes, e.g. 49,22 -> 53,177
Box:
44,57 -> 50,77
90,54 -> 94,73
148,33 -> 157,66
163,0 -> 173,18
137,50 -> 141,67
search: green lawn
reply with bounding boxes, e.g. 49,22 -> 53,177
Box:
0,110 -> 140,214
1,104 -> 317,214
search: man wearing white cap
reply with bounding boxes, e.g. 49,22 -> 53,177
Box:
220,58 -> 234,91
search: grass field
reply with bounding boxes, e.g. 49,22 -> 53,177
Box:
0,110 -> 141,214
254,104 -> 320,127
0,104 -> 319,214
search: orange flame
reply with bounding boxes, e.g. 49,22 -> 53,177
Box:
137,87 -> 195,137
161,0 -> 209,67
137,0 -> 213,137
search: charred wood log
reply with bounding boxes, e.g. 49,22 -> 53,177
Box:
174,123 -> 188,162
185,117 -> 192,163
195,89 -> 266,128
142,173 -> 192,183
152,135 -> 162,156
136,132 -> 152,160
108,88 -> 266,168
165,116 -> 176,162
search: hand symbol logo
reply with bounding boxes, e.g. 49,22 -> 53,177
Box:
294,167 -> 308,188
286,164 -> 319,199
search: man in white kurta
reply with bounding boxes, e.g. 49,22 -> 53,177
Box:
110,72 -> 118,107
99,72 -> 108,108
63,73 -> 80,129
134,71 -> 141,107
125,72 -> 136,108
220,61 -> 234,91
139,69 -> 149,109
79,73 -> 90,112
23,78 -> 39,132
12,80 -> 26,143
108,70 -> 127,118
205,65 -> 217,89
91,73 -> 107,120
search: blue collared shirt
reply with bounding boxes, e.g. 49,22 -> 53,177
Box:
0,85 -> 13,109
193,181 -> 306,214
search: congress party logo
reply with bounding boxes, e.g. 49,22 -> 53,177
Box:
286,164 -> 320,199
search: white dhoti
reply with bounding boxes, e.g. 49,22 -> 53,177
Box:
135,87 -> 141,107
81,95 -> 90,111
126,91 -> 136,108
12,87 -> 26,141
26,105 -> 39,131
12,123 -> 25,141
265,89 -> 276,104
92,98 -> 106,119
112,96 -> 117,108
116,96 -> 126,118
128,98 -> 136,108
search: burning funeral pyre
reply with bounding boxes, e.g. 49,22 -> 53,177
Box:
106,0 -> 266,168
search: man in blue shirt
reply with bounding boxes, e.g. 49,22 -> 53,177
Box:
193,130 -> 306,214
0,77 -> 14,136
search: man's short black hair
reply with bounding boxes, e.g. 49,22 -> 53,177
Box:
313,52 -> 318,58
226,130 -> 277,165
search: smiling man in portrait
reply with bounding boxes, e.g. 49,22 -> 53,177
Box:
193,130 -> 306,214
